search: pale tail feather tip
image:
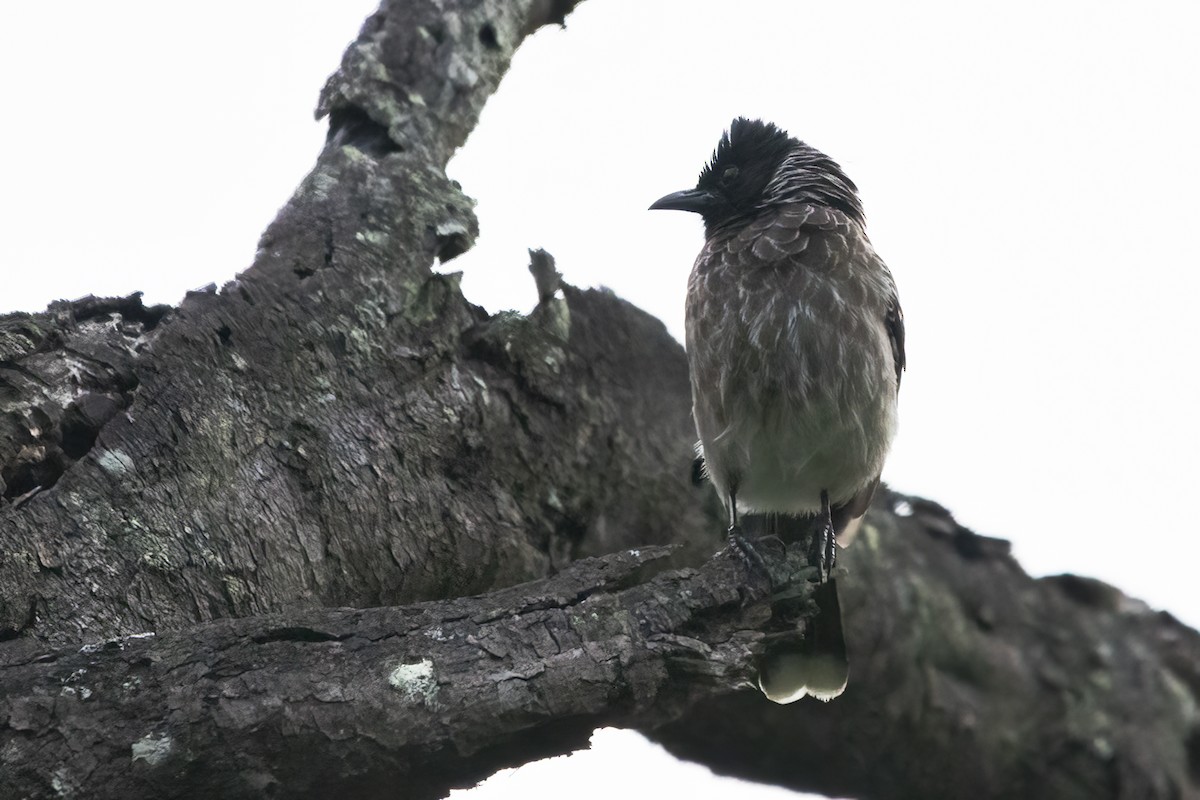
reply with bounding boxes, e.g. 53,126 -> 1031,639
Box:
758,651 -> 848,705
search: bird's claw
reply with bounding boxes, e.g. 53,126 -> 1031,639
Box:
728,524 -> 766,569
807,518 -> 836,583
823,519 -> 837,580
728,524 -> 775,599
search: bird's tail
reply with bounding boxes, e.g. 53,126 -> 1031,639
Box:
757,578 -> 849,704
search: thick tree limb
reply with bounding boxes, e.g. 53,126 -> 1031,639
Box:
653,497 -> 1200,800
1,547 -> 776,800
2,1 -> 1199,799
2,0 -> 715,649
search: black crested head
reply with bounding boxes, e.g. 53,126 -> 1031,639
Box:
697,117 -> 795,202
650,117 -> 865,235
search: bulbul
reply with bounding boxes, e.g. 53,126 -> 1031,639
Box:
651,118 -> 905,703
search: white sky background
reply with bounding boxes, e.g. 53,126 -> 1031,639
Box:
2,2 -> 1199,798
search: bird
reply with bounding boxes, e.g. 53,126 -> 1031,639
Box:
650,118 -> 905,703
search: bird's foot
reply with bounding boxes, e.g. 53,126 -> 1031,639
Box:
824,517 -> 837,579
728,524 -> 767,570
807,518 -> 836,583
727,524 -> 775,599
808,490 -> 836,583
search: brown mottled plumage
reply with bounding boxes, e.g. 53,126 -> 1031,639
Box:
651,118 -> 905,703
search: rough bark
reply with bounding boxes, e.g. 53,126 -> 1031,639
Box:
0,547 -> 774,800
2,1 -> 1198,799
0,0 -> 710,649
653,497 -> 1200,800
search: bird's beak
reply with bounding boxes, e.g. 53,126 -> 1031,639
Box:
649,188 -> 718,214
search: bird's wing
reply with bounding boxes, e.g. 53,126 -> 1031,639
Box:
886,297 -> 906,390
832,476 -> 879,546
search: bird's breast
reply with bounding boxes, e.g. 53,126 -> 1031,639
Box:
685,225 -> 897,513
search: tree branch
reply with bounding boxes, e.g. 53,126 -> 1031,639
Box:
651,496 -> 1200,800
1,546 -> 774,800
3,0 -> 716,649
2,1 -> 1199,799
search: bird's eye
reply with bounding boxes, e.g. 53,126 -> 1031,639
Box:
721,166 -> 739,184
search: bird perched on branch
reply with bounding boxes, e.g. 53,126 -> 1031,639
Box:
650,118 -> 905,703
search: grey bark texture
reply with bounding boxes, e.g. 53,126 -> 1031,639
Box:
1,1 -> 1198,798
